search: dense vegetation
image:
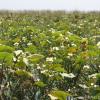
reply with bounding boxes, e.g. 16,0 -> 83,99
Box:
0,11 -> 100,100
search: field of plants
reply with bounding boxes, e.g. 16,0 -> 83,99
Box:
0,11 -> 100,100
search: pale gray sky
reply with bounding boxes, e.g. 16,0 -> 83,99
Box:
0,0 -> 100,11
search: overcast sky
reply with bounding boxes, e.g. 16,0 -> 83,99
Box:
0,0 -> 100,11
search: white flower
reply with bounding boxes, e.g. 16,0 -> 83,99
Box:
72,24 -> 76,27
27,42 -> 32,46
97,41 -> 100,48
13,57 -> 17,62
91,83 -> 94,86
41,70 -> 48,74
0,64 -> 2,66
83,65 -> 90,69
65,37 -> 69,42
46,57 -> 54,62
37,64 -> 41,69
80,23 -> 83,26
47,40 -> 51,44
68,88 -> 71,91
84,20 -> 87,23
22,37 -> 26,41
30,35 -> 33,37
94,85 -> 98,87
78,26 -> 81,28
51,28 -> 55,33
88,73 -> 98,78
77,97 -> 84,100
42,64 -> 46,68
65,37 -> 69,41
79,84 -> 88,89
14,42 -> 19,46
67,31 -> 73,35
59,34 -> 63,37
9,69 -> 15,73
60,45 -> 64,49
49,74 -> 54,77
99,65 -> 100,68
48,94 -> 58,100
14,50 -> 23,56
60,73 -> 75,78
52,47 -> 59,51
68,53 -> 73,57
71,43 -> 76,47
23,58 -> 29,66
36,78 -> 40,81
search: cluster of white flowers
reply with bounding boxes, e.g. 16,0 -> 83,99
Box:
60,45 -> 64,49
27,42 -> 32,46
83,65 -> 90,69
68,53 -> 73,56
49,74 -> 54,77
65,37 -> 69,41
14,42 -> 19,46
78,26 -> 81,29
80,23 -> 83,26
91,83 -> 98,88
71,43 -> 77,47
42,64 -> 46,68
41,70 -> 48,74
72,24 -> 77,26
67,31 -> 73,35
60,73 -> 75,78
67,53 -> 73,59
97,41 -> 100,49
79,84 -> 88,89
22,37 -> 26,41
46,57 -> 56,62
50,28 -> 55,33
14,50 -> 23,56
52,47 -> 59,51
36,64 -> 41,70
88,73 -> 98,79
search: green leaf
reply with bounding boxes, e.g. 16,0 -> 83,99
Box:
25,45 -> 37,54
0,52 -> 13,65
29,54 -> 44,63
15,70 -> 33,78
15,58 -> 26,69
0,45 -> 14,53
34,81 -> 47,87
50,90 -> 71,100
